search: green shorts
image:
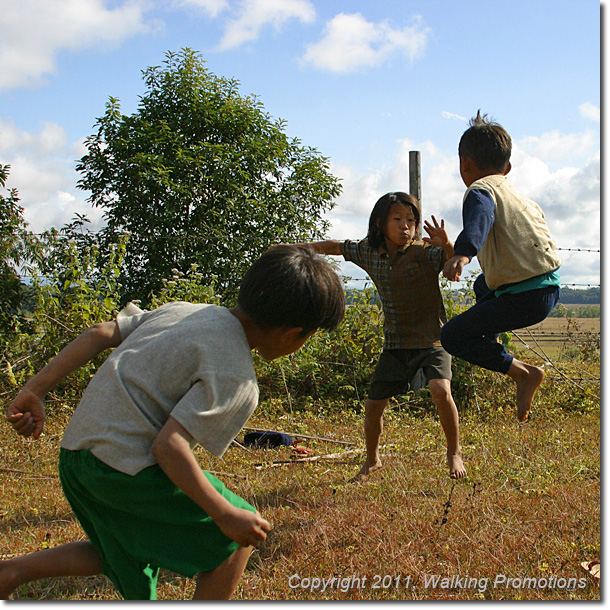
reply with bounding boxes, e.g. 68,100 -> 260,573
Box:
58,448 -> 256,600
368,346 -> 452,400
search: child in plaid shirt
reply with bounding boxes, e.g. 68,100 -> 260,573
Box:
291,192 -> 466,482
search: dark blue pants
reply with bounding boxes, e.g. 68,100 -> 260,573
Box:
440,274 -> 560,374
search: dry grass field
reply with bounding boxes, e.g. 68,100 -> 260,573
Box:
528,316 -> 600,334
1,385 -> 600,600
513,315 -> 600,360
1,309 -> 600,601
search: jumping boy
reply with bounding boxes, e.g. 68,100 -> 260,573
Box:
441,110 -> 561,422
283,191 -> 467,482
2,245 -> 345,600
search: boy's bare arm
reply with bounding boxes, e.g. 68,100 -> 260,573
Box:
152,416 -> 271,547
6,320 -> 122,439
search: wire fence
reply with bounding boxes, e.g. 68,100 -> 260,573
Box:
11,241 -> 601,288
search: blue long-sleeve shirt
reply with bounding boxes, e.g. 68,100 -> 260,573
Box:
453,188 -> 495,260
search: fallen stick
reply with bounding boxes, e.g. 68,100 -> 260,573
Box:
0,466 -> 58,480
231,439 -> 256,454
254,448 -> 364,470
207,470 -> 246,479
243,426 -> 354,446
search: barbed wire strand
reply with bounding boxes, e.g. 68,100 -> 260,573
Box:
516,323 -> 601,381
19,231 -> 602,251
556,247 -> 600,253
12,272 -> 602,288
510,329 -> 600,399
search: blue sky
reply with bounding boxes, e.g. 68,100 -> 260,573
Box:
0,0 -> 600,289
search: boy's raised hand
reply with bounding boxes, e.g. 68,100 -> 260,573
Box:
6,388 -> 46,439
423,216 -> 449,248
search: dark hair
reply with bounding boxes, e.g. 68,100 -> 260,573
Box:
367,192 -> 421,249
237,245 -> 345,334
458,110 -> 511,173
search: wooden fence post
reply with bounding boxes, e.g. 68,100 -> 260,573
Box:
409,150 -> 426,392
409,150 -> 421,211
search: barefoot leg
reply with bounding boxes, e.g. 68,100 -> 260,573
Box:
506,359 -> 545,421
351,398 -> 388,483
0,541 -> 102,599
429,379 -> 467,479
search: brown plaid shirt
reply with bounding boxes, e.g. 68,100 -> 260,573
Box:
342,239 -> 447,349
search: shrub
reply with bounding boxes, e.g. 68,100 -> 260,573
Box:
1,233 -> 127,404
255,280 -> 383,409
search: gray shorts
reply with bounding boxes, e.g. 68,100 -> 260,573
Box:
368,346 -> 452,401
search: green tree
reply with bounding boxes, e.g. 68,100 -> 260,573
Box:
76,48 -> 341,305
0,165 -> 28,337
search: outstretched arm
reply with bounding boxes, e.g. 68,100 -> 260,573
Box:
270,240 -> 342,256
298,240 -> 343,256
6,320 -> 122,439
443,188 -> 495,282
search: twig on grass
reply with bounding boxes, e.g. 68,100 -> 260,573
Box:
7,518 -> 74,530
231,439 -> 256,454
278,363 -> 293,414
254,448 -> 364,470
438,481 -> 457,527
0,466 -> 58,480
206,470 -> 246,479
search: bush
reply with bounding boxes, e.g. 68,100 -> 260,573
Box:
255,280 -> 383,409
1,233 -> 127,404
1,259 -> 600,422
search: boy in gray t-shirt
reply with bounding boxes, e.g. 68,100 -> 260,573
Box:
3,245 -> 344,600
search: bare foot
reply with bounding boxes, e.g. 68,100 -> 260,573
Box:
512,363 -> 545,421
0,559 -> 18,600
448,451 -> 467,479
351,461 -> 382,484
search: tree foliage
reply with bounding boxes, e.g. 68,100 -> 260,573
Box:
557,286 -> 600,304
76,48 -> 341,304
0,165 -> 29,339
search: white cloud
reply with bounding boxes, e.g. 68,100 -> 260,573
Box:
0,118 -> 104,233
328,139 -> 463,241
579,101 -> 600,122
302,13 -> 430,73
519,129 -> 598,163
441,111 -> 468,123
217,0 -> 315,50
330,163 -> 385,220
0,0 -> 152,91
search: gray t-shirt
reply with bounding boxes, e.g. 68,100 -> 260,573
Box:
61,302 -> 259,475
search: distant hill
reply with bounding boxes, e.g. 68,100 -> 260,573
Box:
559,286 -> 600,304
